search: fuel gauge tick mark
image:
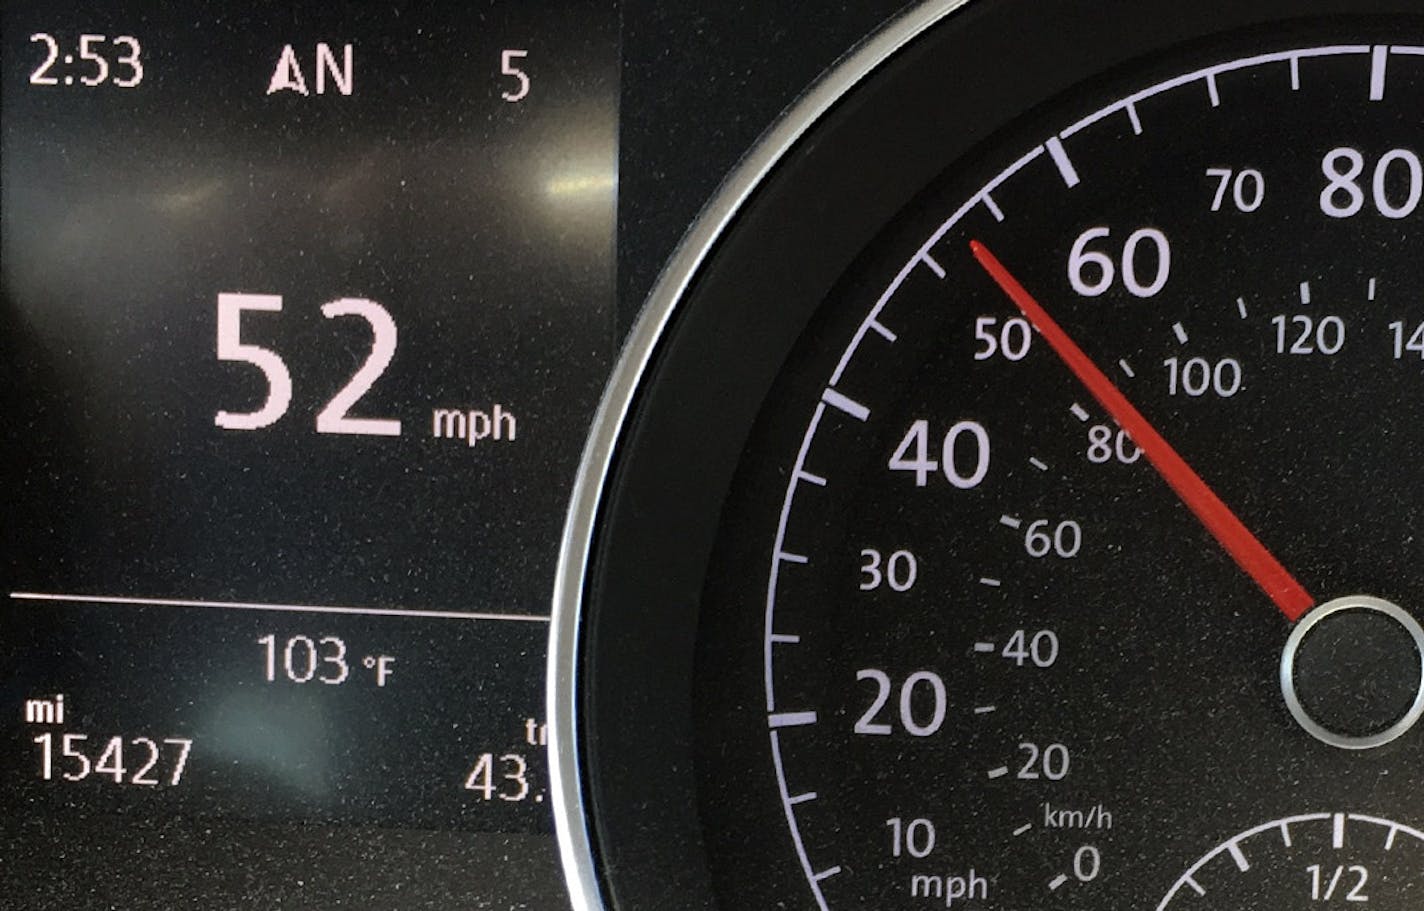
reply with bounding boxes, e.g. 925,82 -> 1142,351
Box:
1228,842 -> 1250,871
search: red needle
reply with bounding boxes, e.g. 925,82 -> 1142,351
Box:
969,239 -> 1315,622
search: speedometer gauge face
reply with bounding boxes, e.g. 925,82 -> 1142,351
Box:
729,42 -> 1424,909
554,4 -> 1424,911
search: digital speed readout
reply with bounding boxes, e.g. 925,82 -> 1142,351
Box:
1,1 -> 617,908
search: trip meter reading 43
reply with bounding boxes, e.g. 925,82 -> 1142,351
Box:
553,4 -> 1424,911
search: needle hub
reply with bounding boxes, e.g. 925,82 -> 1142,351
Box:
1281,596 -> 1424,750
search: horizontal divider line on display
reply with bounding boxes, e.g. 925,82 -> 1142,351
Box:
8,591 -> 550,623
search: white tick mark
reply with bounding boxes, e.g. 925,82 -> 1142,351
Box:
1370,45 -> 1388,101
868,318 -> 898,341
1206,73 -> 1221,107
1046,136 -> 1081,188
1126,102 -> 1143,135
919,253 -> 947,279
821,387 -> 870,421
999,515 -> 1023,529
981,193 -> 1005,222
1237,297 -> 1249,319
1029,456 -> 1049,471
979,577 -> 1002,587
1172,322 -> 1189,344
768,711 -> 818,729
1368,278 -> 1377,301
1300,281 -> 1312,305
1118,358 -> 1136,378
1228,842 -> 1251,872
987,766 -> 1009,780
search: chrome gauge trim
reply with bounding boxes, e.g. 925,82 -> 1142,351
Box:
1280,595 -> 1424,751
547,2 -> 976,908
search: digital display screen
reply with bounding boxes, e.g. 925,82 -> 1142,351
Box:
2,2 -> 618,906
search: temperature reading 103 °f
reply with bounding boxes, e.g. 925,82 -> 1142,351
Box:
257,634 -> 396,687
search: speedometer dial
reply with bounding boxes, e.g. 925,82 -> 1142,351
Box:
747,42 -> 1423,908
552,3 -> 1423,911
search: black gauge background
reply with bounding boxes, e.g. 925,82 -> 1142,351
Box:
701,25 -> 1422,911
575,1 -> 1424,910
615,0 -> 910,333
